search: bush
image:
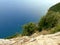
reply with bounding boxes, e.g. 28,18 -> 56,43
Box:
50,22 -> 60,34
38,11 -> 60,31
22,22 -> 37,36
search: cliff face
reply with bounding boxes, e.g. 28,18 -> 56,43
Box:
0,32 -> 60,45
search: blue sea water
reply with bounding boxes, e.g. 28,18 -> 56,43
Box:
0,0 -> 59,38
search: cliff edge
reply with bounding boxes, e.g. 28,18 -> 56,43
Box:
0,32 -> 60,45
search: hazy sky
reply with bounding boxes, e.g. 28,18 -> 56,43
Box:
0,0 -> 60,16
0,0 -> 60,24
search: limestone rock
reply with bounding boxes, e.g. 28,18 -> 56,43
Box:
0,32 -> 60,45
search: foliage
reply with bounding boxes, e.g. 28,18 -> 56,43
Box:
49,3 -> 60,12
50,22 -> 60,34
38,11 -> 60,31
21,3 -> 60,35
22,22 -> 37,36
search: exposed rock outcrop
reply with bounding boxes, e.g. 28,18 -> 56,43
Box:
0,32 -> 60,45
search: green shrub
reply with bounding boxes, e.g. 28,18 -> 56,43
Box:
22,22 -> 37,36
38,11 -> 60,31
50,22 -> 60,34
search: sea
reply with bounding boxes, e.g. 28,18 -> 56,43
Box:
0,0 -> 58,38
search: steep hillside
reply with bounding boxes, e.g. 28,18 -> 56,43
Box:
49,3 -> 60,12
38,3 -> 60,33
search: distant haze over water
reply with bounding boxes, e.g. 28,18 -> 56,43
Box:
0,0 -> 60,38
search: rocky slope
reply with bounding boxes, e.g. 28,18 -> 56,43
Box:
0,32 -> 60,45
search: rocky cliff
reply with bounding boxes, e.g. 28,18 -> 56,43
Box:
0,32 -> 60,45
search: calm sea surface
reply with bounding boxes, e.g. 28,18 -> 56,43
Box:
0,0 -> 59,38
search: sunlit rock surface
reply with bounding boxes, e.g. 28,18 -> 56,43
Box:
0,32 -> 60,45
